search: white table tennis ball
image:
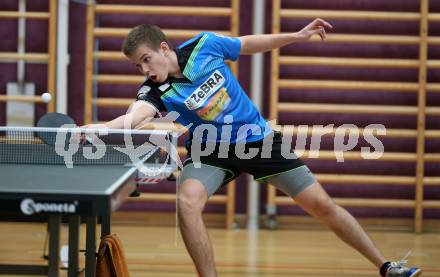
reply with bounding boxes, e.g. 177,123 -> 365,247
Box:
41,92 -> 52,103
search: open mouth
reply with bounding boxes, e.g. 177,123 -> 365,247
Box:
150,75 -> 158,82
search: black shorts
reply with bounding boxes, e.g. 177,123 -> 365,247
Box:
184,131 -> 305,184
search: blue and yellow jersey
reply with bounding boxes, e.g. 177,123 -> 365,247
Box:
136,32 -> 272,143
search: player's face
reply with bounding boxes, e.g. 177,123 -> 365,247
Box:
129,43 -> 170,83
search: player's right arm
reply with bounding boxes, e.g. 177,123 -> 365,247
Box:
82,101 -> 157,129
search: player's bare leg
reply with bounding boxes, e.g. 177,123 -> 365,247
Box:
178,178 -> 217,277
293,182 -> 386,268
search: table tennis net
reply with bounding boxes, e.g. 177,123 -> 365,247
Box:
0,127 -> 176,166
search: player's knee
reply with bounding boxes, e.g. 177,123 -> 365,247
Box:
178,179 -> 208,214
310,196 -> 337,218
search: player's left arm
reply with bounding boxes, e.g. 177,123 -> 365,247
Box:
238,18 -> 332,55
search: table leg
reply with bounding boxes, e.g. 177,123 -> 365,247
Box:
48,215 -> 61,277
68,215 -> 79,277
101,213 -> 111,236
85,216 -> 96,277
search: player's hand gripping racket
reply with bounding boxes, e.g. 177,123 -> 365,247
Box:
36,112 -> 91,146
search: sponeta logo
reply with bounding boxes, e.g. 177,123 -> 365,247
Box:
184,70 -> 225,110
20,198 -> 78,215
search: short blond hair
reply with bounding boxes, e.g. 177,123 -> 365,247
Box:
122,24 -> 173,56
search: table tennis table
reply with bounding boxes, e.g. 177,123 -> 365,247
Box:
0,127 -> 177,277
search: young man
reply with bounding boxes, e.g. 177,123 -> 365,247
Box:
84,19 -> 422,277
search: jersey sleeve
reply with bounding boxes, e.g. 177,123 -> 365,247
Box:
206,32 -> 241,61
136,84 -> 167,113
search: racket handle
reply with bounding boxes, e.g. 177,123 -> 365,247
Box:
80,133 -> 94,145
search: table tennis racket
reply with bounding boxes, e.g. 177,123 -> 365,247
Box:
36,112 -> 87,146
